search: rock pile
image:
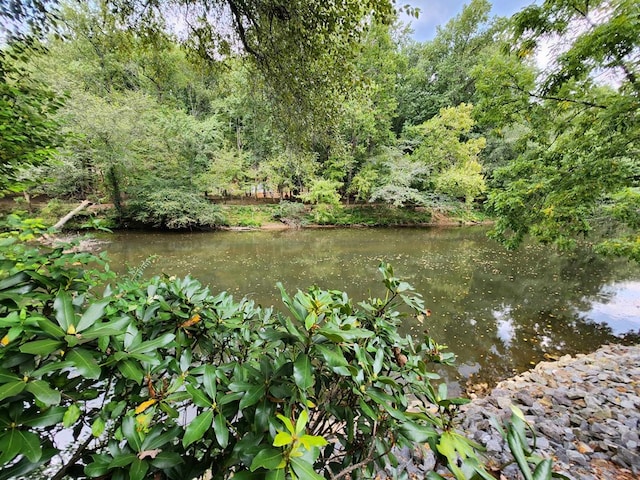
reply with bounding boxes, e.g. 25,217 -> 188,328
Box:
382,344 -> 640,479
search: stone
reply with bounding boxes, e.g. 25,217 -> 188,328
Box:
566,450 -> 588,466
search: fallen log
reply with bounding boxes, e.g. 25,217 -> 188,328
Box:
52,199 -> 91,231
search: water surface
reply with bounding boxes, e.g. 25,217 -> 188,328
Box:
101,227 -> 640,394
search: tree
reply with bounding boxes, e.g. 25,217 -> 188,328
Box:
394,0 -> 497,131
0,44 -> 62,195
486,0 -> 639,259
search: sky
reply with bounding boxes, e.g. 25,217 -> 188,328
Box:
402,0 -> 538,41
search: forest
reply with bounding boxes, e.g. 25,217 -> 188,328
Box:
1,0 -> 636,257
0,0 -> 638,479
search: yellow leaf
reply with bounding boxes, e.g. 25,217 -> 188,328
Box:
135,398 -> 157,414
67,324 -> 76,335
273,431 -> 293,447
0,335 -> 9,346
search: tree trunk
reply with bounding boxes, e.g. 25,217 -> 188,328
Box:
52,200 -> 91,231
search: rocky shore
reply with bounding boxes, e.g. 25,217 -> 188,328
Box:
383,344 -> 640,479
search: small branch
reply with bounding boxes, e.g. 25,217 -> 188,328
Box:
51,434 -> 94,480
330,421 -> 386,480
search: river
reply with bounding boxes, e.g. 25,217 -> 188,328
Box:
100,226 -> 640,394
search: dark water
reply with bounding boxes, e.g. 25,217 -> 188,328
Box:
100,227 -> 640,394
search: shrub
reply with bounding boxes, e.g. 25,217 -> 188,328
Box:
126,187 -> 226,229
0,231 -> 553,480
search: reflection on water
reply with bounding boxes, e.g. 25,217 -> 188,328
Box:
101,227 -> 640,393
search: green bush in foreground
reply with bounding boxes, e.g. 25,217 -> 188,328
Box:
0,228 -> 556,479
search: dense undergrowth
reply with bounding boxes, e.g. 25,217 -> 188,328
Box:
3,197 -> 490,232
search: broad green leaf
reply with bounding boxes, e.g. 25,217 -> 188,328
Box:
300,434 -> 328,449
315,344 -> 348,367
358,399 -> 378,420
276,414 -> 295,435
0,369 -> 20,384
186,383 -> 212,408
35,318 -> 65,339
182,409 -> 213,448
202,365 -> 217,400
399,421 -> 437,443
63,404 -> 81,428
239,384 -> 266,410
214,413 -> 229,448
250,448 -> 284,471
22,406 -> 65,427
0,272 -> 28,291
84,460 -> 110,478
81,317 -> 131,341
0,381 -> 26,402
20,339 -> 64,356
25,380 -> 61,406
373,348 -> 384,376
91,417 -> 106,437
0,430 -> 22,465
16,431 -> 42,462
128,333 -> 175,355
76,299 -> 109,332
122,416 -> 143,452
140,426 -> 181,451
295,410 -> 308,436
129,458 -> 149,480
67,349 -> 101,379
290,457 -> 325,480
293,353 -> 313,391
53,289 -> 75,332
108,453 -> 137,468
266,468 -> 286,480
117,359 -> 144,384
150,451 -> 184,469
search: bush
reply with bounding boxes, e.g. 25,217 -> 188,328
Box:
0,231 -> 553,480
126,187 -> 226,229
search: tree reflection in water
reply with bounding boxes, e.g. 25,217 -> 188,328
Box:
103,227 -> 640,393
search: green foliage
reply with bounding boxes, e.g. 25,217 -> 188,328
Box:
0,43 -> 62,195
435,160 -> 486,205
485,0 -> 640,259
301,179 -> 343,206
394,0 -> 496,129
126,187 -> 226,229
0,230 -> 515,479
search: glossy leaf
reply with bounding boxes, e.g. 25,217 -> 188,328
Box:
182,409 -> 213,448
22,407 -> 65,427
25,380 -> 61,406
0,381 -> 26,402
239,384 -> 266,410
117,359 -> 144,384
293,353 -> 313,391
122,416 -> 143,452
76,299 -> 109,332
129,458 -> 149,480
214,413 -> 229,448
16,431 -> 42,462
35,316 -> 65,339
290,457 -> 325,480
63,404 -> 81,427
53,289 -> 75,332
19,339 -> 64,356
250,448 -> 284,471
532,459 -> 553,480
67,349 -> 101,379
